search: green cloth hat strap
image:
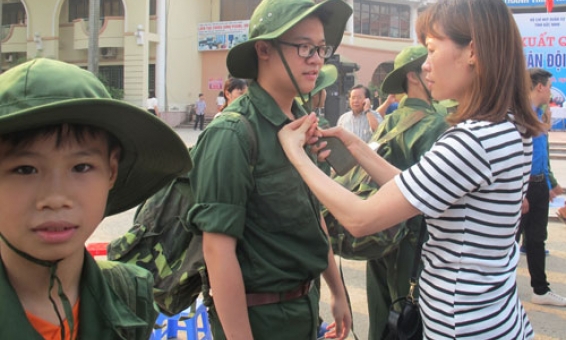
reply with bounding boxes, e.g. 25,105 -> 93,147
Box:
0,232 -> 75,339
415,72 -> 434,110
274,42 -> 311,113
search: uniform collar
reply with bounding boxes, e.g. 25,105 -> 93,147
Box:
0,252 -> 148,339
398,97 -> 435,112
247,81 -> 307,126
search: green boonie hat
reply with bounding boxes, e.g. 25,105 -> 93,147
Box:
311,64 -> 338,96
227,0 -> 352,79
381,45 -> 428,95
296,64 -> 338,104
0,58 -> 192,216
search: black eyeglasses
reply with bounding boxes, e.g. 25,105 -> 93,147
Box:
277,40 -> 334,59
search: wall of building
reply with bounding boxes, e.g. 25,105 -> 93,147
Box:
164,0 -> 214,118
199,50 -> 230,117
338,32 -> 412,89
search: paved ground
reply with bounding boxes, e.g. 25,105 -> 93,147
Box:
89,128 -> 566,340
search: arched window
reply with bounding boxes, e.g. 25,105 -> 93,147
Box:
68,0 -> 124,21
2,2 -> 26,25
371,61 -> 394,99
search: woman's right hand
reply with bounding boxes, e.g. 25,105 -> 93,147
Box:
278,113 -> 320,163
319,126 -> 361,151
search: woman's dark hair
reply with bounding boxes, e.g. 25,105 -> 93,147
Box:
416,0 -> 542,137
1,124 -> 122,156
221,78 -> 248,111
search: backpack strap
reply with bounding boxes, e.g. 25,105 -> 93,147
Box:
374,111 -> 426,147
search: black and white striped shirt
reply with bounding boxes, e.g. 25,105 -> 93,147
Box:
396,118 -> 534,339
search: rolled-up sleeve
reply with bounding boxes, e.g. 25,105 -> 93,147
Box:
188,120 -> 254,238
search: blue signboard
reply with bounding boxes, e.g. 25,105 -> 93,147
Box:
505,0 -> 566,7
514,13 -> 566,129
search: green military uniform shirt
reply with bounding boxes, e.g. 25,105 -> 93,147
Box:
376,97 -> 448,174
366,97 -> 449,340
0,252 -> 157,339
188,81 -> 328,339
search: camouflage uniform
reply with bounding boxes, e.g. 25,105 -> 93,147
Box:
0,253 -> 157,340
367,97 -> 448,339
188,81 -> 328,340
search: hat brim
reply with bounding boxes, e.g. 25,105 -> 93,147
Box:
227,0 -> 352,79
381,54 -> 427,95
312,64 -> 338,95
0,99 -> 191,216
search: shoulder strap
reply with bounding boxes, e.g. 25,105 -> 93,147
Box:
217,112 -> 258,167
237,114 -> 258,166
377,111 -> 426,145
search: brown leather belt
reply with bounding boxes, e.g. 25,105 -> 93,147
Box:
530,174 -> 545,182
246,281 -> 313,307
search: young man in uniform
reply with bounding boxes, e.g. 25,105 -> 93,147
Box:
188,0 -> 353,339
350,46 -> 449,339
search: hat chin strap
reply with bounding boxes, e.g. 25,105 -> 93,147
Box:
0,232 -> 74,339
416,72 -> 435,110
274,42 -> 312,114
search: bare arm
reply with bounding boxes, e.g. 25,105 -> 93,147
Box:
375,94 -> 396,118
279,114 -> 419,236
364,98 -> 379,132
319,215 -> 351,340
203,232 -> 253,340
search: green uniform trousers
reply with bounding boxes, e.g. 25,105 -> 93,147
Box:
366,234 -> 419,340
208,287 -> 320,339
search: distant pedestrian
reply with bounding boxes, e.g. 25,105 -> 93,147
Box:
216,90 -> 226,111
337,84 -> 383,142
194,93 -> 206,130
147,90 -> 159,117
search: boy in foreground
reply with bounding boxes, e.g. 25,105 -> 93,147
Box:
0,58 -> 191,339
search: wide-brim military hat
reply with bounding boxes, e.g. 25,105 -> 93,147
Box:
227,0 -> 352,79
381,45 -> 428,95
0,58 -> 191,216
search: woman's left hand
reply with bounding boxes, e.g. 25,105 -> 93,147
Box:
278,113 -> 320,161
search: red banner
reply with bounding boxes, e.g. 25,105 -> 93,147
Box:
547,0 -> 554,12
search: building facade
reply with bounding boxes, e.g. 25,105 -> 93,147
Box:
1,0 -> 563,126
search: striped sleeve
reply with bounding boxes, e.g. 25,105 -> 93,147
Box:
395,127 -> 492,218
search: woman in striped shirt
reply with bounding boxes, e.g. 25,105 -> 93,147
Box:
277,0 -> 544,338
